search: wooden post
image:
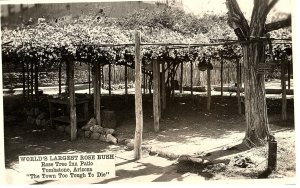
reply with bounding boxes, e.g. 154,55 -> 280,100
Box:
88,63 -> 91,95
239,61 -> 242,87
207,68 -> 211,111
30,61 -> 34,104
65,60 -> 70,94
58,62 -> 62,95
227,65 -> 230,87
134,31 -> 143,160
153,59 -> 160,132
34,60 -> 39,102
113,64 -> 116,84
171,64 -> 175,99
108,63 -> 112,97
180,61 -> 183,94
162,61 -> 166,111
22,61 -> 26,101
143,68 -> 146,94
26,62 -> 30,101
236,59 -> 241,114
92,64 -> 97,116
125,64 -> 128,103
95,62 -> 101,125
281,60 -> 287,121
220,60 -> 224,97
145,72 -> 148,94
267,140 -> 277,171
190,61 -> 193,96
99,65 -> 102,95
148,75 -> 152,95
158,60 -> 161,118
68,57 -> 77,141
287,61 -> 291,91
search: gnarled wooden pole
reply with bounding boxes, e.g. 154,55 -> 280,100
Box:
153,59 -> 160,132
68,56 -> 77,141
236,58 -> 242,114
134,31 -> 143,160
207,68 -> 211,110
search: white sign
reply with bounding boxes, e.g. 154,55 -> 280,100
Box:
18,153 -> 115,180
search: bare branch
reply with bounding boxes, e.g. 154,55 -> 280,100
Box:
226,0 -> 250,36
265,15 -> 291,33
265,0 -> 279,15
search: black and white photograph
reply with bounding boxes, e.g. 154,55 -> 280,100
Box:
0,0 -> 296,184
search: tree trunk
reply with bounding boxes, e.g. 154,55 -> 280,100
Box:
225,0 -> 289,147
242,43 -> 270,147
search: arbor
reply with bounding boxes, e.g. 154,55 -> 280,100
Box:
226,0 -> 291,147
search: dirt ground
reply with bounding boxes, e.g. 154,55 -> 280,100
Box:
2,87 -> 296,184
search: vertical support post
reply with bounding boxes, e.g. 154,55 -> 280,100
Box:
268,140 -> 277,171
22,61 -> 26,101
95,62 -> 101,125
158,60 -> 161,119
58,62 -> 62,95
180,61 -> 183,94
125,64 -> 128,103
190,61 -> 193,96
236,59 -> 241,114
65,60 -> 70,94
148,75 -> 152,95
171,64 -> 175,99
162,61 -> 166,111
220,60 -> 224,97
101,65 -> 104,87
153,59 -> 160,132
88,63 -> 91,95
108,63 -> 112,97
281,60 -> 287,121
34,60 -> 39,102
113,64 -> 116,84
207,68 -> 211,111
68,57 -> 77,141
99,65 -> 102,95
143,67 -> 146,94
287,61 -> 291,91
92,64 -> 97,116
227,65 -> 230,87
30,61 -> 34,105
239,61 -> 242,87
134,31 -> 143,160
27,62 -> 30,101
